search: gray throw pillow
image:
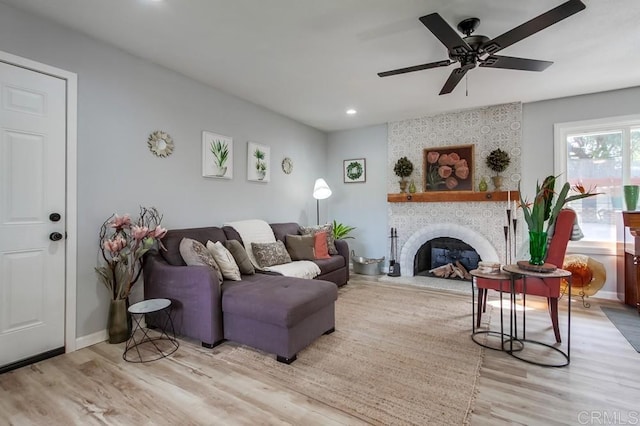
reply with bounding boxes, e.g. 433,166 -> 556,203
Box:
300,223 -> 337,255
179,238 -> 223,285
251,240 -> 292,268
223,239 -> 255,275
285,234 -> 315,261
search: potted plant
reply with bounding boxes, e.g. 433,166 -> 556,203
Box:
332,220 -> 356,240
95,206 -> 166,343
210,140 -> 229,177
485,148 -> 511,190
519,176 -> 599,265
393,156 -> 414,193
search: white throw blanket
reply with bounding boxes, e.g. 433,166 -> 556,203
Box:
266,260 -> 321,280
225,219 -> 321,280
224,219 -> 275,269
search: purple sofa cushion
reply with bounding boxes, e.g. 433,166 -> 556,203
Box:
270,222 -> 301,242
313,255 -> 346,275
222,274 -> 337,327
161,227 -> 227,266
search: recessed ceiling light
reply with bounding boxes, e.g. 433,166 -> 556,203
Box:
346,109 -> 357,115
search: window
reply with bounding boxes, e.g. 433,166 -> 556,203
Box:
554,115 -> 640,244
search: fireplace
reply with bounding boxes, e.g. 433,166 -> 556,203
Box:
399,223 -> 500,277
414,237 -> 481,280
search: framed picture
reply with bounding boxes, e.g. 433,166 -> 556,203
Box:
344,158 -> 366,183
422,144 -> 474,191
202,131 -> 233,179
247,141 -> 270,182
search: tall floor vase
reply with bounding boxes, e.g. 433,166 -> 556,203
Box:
107,298 -> 131,344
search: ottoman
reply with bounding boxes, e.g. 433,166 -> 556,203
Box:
221,273 -> 337,363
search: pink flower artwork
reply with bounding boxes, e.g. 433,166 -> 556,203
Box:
423,145 -> 474,191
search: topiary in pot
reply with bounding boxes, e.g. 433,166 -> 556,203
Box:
393,156 -> 414,193
485,149 -> 511,190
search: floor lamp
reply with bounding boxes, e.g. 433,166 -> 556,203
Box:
313,178 -> 332,225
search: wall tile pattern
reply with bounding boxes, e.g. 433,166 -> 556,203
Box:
387,103 -> 522,275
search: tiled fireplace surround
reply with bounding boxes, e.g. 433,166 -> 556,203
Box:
388,102 -> 523,277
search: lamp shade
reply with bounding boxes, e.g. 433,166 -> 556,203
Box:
313,178 -> 332,200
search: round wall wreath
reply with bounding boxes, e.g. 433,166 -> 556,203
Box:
147,131 -> 174,157
346,161 -> 363,180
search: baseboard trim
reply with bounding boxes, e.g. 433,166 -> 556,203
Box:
75,329 -> 107,350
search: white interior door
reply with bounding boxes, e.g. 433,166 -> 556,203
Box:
0,61 -> 66,369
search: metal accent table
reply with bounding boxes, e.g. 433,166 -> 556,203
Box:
470,269 -> 523,352
123,298 -> 179,363
502,264 -> 572,367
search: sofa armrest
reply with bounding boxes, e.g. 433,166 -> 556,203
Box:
143,252 -> 223,346
334,239 -> 350,264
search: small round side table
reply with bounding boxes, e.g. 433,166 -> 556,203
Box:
123,298 -> 179,363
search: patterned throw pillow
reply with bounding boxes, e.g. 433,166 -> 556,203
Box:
179,238 -> 223,285
206,240 -> 241,281
251,240 -> 292,268
223,239 -> 255,275
300,223 -> 337,255
285,234 -> 315,261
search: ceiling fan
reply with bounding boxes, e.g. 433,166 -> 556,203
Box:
377,0 -> 586,95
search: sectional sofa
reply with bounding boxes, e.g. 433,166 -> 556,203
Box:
143,222 -> 349,363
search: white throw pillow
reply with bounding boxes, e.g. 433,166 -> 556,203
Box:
206,240 -> 242,281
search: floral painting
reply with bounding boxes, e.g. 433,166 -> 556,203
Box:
344,158 -> 366,183
202,131 -> 233,179
422,145 -> 474,191
247,141 -> 270,182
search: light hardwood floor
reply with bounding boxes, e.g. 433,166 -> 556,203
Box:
0,280 -> 638,425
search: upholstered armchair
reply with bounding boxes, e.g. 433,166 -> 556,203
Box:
476,209 -> 577,342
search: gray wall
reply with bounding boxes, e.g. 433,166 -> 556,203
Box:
327,125 -> 388,260
0,2 -> 327,337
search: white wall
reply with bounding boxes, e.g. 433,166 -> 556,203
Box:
327,125 -> 388,259
0,2 -> 328,337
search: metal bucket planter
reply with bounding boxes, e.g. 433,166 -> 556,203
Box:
351,250 -> 385,275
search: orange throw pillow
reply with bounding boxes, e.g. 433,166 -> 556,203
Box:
314,231 -> 331,259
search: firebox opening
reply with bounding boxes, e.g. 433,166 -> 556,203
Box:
414,237 -> 481,281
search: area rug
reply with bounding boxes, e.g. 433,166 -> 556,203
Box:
601,306 -> 640,352
217,280 -> 483,425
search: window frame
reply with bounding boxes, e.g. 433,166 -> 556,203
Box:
553,114 -> 640,254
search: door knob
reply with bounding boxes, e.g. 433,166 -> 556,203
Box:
49,232 -> 63,241
49,213 -> 61,222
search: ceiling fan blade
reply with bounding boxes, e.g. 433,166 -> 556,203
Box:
480,55 -> 553,71
439,67 -> 469,95
378,60 -> 452,77
482,0 -> 585,55
419,13 -> 471,55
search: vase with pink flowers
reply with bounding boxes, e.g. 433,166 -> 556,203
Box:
95,206 -> 167,343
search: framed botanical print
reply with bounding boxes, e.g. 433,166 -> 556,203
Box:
202,131 -> 232,179
247,141 -> 270,182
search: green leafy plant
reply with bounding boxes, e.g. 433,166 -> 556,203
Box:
254,148 -> 266,173
519,176 -> 600,234
485,149 -> 511,174
393,156 -> 414,179
210,140 -> 229,167
332,220 -> 356,239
